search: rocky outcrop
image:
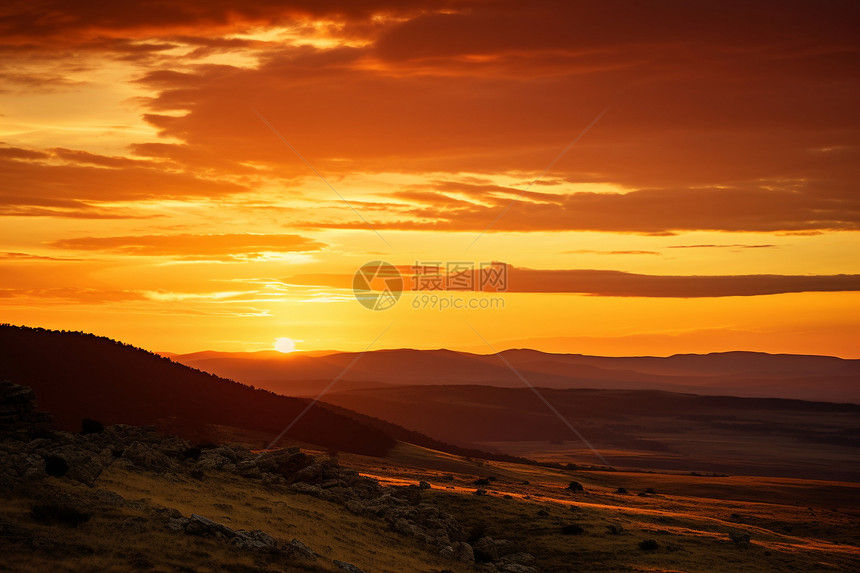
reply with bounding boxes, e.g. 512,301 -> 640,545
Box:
183,513 -> 298,554
0,384 -> 538,572
0,381 -> 51,437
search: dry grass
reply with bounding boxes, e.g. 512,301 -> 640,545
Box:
2,441 -> 858,572
0,465 -> 474,573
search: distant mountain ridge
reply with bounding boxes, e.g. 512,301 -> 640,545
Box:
171,347 -> 860,404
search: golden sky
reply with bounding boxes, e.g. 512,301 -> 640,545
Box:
1,1 -> 858,356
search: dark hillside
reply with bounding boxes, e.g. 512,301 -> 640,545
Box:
0,325 -> 396,456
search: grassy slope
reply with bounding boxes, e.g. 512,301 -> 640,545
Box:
0,464 -> 474,573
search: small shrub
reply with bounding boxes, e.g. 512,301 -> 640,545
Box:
418,481 -> 431,490
43,454 -> 68,477
644,488 -> 656,494
567,480 -> 584,492
606,525 -> 624,535
80,418 -> 104,435
561,524 -> 585,535
473,478 -> 491,486
615,487 -> 628,494
639,539 -> 659,551
30,503 -> 91,527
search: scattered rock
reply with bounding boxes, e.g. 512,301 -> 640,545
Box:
94,489 -> 125,506
501,552 -> 536,565
472,537 -> 515,562
567,481 -> 584,492
499,564 -> 539,573
287,538 -> 318,560
56,447 -> 104,486
333,560 -> 364,572
451,541 -> 475,563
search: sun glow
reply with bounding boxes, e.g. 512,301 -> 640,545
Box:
274,337 -> 296,353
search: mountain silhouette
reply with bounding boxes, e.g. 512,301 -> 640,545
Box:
0,325 -> 396,456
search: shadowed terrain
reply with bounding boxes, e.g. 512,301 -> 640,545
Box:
319,385 -> 860,481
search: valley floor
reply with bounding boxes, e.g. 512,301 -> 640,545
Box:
341,442 -> 860,572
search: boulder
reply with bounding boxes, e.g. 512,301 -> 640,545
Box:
121,441 -> 173,471
287,538 -> 318,561
56,447 -> 105,486
231,529 -> 278,551
472,537 -> 515,562
451,541 -> 475,562
333,560 -> 364,572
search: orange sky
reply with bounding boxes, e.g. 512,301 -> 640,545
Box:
1,1 -> 858,356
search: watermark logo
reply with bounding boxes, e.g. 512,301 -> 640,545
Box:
353,260 -> 508,311
352,261 -> 403,310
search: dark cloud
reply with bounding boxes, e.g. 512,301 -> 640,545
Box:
303,184 -> 860,234
564,250 -> 660,256
0,146 -> 248,217
0,252 -> 80,261
285,265 -> 860,298
50,233 -> 326,259
1,2 -> 857,234
0,287 -> 145,303
667,244 -> 779,249
0,0 -> 440,46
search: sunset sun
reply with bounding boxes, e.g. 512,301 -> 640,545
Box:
274,337 -> 296,353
